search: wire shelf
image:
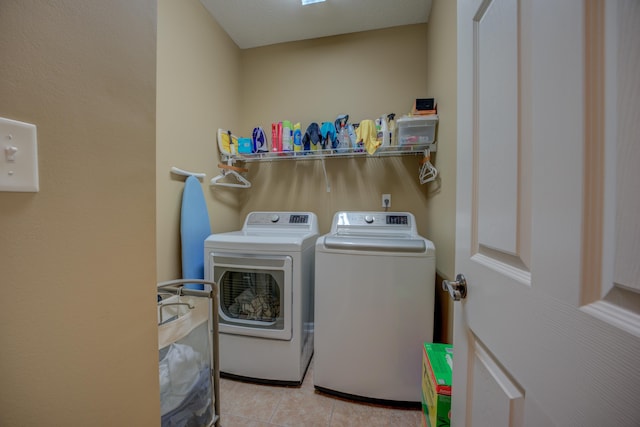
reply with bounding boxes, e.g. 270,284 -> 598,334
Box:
225,142 -> 436,163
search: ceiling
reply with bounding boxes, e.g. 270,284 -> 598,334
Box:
199,0 -> 433,49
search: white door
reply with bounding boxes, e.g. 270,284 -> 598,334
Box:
452,1 -> 640,426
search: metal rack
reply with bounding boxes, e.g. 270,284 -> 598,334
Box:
157,279 -> 220,427
223,143 -> 437,163
218,142 -> 438,192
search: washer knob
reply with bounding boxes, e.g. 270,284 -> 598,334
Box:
364,215 -> 374,224
270,214 -> 280,223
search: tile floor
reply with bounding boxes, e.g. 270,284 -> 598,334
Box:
218,359 -> 423,427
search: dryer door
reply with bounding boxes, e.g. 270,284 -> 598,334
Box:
211,253 -> 292,340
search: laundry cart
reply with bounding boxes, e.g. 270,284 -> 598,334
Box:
157,279 -> 220,427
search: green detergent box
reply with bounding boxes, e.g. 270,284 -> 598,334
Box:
422,343 -> 453,427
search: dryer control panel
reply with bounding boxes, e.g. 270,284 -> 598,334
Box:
244,211 -> 318,231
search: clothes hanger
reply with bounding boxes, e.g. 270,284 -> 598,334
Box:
210,162 -> 252,188
419,148 -> 438,184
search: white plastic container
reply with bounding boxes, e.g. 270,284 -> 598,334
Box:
396,115 -> 438,146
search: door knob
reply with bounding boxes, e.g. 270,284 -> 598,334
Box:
442,274 -> 467,301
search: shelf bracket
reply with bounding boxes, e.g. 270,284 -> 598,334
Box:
321,157 -> 330,193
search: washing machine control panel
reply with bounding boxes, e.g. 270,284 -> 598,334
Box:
333,212 -> 416,234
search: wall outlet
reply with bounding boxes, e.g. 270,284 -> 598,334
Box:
382,194 -> 391,208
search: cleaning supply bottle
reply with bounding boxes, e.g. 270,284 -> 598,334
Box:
379,114 -> 390,146
337,122 -> 350,152
282,120 -> 293,151
347,123 -> 357,149
271,123 -> 279,152
387,113 -> 396,146
293,122 -> 302,152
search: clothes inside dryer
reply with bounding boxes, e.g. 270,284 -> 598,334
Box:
218,268 -> 284,328
211,253 -> 292,338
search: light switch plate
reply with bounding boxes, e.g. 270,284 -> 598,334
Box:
0,117 -> 39,192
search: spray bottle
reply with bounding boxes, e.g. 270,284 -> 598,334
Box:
380,114 -> 390,146
338,121 -> 350,152
386,113 -> 395,146
334,115 -> 351,153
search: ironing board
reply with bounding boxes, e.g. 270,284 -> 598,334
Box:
180,176 -> 211,290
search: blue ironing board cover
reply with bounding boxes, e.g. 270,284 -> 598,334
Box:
180,176 -> 211,290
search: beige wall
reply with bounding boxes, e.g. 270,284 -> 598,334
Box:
423,0 -> 457,342
0,1 -> 159,425
423,0 -> 457,281
238,24 -> 430,136
237,25 -> 432,235
156,0 -> 244,281
236,5 -> 457,342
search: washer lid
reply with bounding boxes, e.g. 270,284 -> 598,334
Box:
322,235 -> 426,252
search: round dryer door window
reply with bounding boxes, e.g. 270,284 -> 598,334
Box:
221,271 -> 282,324
212,253 -> 293,340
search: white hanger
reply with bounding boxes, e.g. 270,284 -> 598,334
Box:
419,148 -> 438,184
210,161 -> 251,188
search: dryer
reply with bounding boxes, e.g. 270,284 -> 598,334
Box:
204,212 -> 318,385
314,211 -> 436,405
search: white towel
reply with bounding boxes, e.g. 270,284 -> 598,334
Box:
159,343 -> 205,415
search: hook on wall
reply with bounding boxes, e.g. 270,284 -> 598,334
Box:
171,166 -> 206,179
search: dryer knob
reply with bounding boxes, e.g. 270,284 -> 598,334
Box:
270,214 -> 280,223
364,215 -> 374,224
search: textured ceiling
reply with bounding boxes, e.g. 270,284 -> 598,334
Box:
200,0 -> 433,49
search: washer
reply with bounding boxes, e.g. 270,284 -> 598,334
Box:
313,211 -> 435,405
204,212 -> 318,385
